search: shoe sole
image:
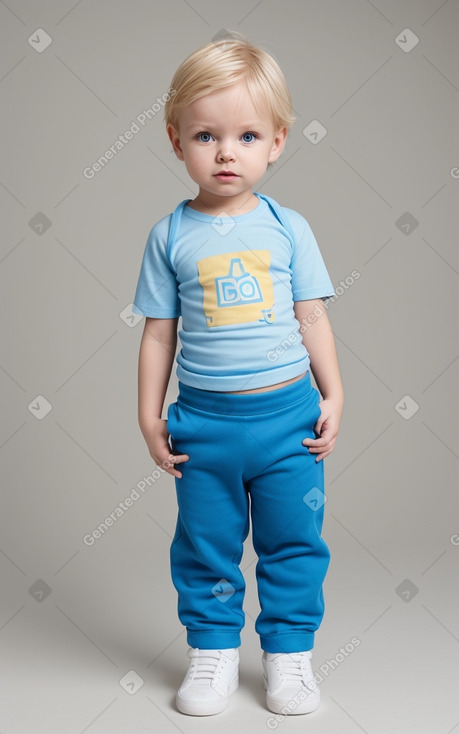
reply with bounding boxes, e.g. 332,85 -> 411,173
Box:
176,674 -> 239,716
263,674 -> 320,715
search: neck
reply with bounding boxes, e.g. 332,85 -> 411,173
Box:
187,191 -> 259,216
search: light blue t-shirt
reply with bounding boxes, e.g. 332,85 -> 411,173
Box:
132,193 -> 335,391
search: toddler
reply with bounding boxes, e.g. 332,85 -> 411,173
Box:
133,34 -> 344,717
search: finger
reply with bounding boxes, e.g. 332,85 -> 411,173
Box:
169,466 -> 184,479
161,453 -> 189,479
315,422 -> 333,438
303,437 -> 328,448
304,429 -> 337,445
314,420 -> 324,436
160,463 -> 183,479
315,441 -> 336,461
168,453 -> 189,465
307,440 -> 334,456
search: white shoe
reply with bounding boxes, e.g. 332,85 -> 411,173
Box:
176,647 -> 239,716
262,650 -> 320,714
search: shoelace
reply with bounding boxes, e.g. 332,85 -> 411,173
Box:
188,650 -> 224,686
276,653 -> 315,685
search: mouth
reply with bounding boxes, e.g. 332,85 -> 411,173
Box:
214,170 -> 239,180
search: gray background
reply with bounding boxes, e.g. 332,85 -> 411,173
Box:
1,1 -> 458,732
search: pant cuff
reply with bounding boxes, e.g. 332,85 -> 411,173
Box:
260,632 -> 315,653
187,629 -> 241,649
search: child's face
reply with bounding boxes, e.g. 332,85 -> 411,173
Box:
167,81 -> 287,205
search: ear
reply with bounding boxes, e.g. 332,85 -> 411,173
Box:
167,124 -> 185,161
268,126 -> 288,163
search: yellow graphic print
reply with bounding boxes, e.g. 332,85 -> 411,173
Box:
197,249 -> 275,327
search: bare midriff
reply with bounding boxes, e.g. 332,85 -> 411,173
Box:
224,371 -> 307,394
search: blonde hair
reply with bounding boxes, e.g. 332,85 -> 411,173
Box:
164,36 -> 295,133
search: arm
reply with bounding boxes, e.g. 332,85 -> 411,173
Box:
138,316 -> 189,478
293,299 -> 344,461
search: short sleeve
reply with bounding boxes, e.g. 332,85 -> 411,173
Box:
290,218 -> 335,302
132,217 -> 181,318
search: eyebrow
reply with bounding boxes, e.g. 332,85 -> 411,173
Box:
185,121 -> 267,131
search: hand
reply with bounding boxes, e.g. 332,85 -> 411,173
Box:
302,398 -> 343,462
141,418 -> 189,479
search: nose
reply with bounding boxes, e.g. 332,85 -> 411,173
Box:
217,143 -> 235,162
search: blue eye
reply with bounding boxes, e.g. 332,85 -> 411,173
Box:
198,132 -> 213,143
242,132 -> 256,143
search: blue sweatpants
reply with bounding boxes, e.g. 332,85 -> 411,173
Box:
166,371 -> 330,654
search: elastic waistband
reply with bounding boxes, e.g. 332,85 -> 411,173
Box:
176,371 -> 312,416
